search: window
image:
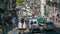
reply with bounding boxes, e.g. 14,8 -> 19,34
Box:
31,21 -> 33,25
34,21 -> 37,24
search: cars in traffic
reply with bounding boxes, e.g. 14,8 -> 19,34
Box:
29,19 -> 38,29
21,7 -> 26,11
28,18 -> 43,33
37,17 -> 46,31
37,18 -> 44,26
43,22 -> 55,31
30,27 -> 41,33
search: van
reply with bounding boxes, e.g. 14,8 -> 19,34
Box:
18,21 -> 27,30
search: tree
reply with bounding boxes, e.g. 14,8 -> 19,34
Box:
0,8 -> 5,13
16,0 -> 24,3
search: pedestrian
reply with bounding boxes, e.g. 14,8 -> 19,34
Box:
11,16 -> 16,28
21,17 -> 24,23
18,17 -> 27,34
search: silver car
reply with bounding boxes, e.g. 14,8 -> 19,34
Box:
29,19 -> 38,29
44,22 -> 55,31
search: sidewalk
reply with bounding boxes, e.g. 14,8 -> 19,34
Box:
54,21 -> 60,28
7,27 -> 19,34
6,22 -> 18,34
7,27 -> 30,34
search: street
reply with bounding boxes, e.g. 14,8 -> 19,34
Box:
7,27 -> 60,34
0,0 -> 60,34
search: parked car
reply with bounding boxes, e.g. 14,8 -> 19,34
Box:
29,19 -> 38,29
30,27 -> 41,33
44,22 -> 55,31
18,21 -> 27,30
38,23 -> 44,30
37,18 -> 45,30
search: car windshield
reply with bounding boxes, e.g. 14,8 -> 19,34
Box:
34,21 -> 37,24
31,21 -> 33,24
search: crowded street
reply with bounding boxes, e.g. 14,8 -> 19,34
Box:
0,0 -> 60,34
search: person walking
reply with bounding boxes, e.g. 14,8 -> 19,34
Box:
11,16 -> 16,29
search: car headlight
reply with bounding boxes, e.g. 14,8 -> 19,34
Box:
41,23 -> 44,25
38,23 -> 44,26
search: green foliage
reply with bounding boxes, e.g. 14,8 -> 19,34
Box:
0,8 -> 5,13
16,0 -> 24,3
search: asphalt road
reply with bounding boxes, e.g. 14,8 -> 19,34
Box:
7,25 -> 60,34
6,0 -> 60,34
42,29 -> 60,34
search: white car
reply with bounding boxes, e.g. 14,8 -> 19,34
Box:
27,6 -> 30,9
18,22 -> 27,30
21,7 -> 26,11
29,19 -> 38,29
26,9 -> 30,12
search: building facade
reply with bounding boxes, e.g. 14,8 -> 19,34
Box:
0,0 -> 7,13
7,0 -> 16,16
44,0 -> 60,21
45,0 -> 60,17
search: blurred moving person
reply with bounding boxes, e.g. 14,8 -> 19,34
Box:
18,17 -> 27,30
11,16 -> 16,28
18,18 -> 27,34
